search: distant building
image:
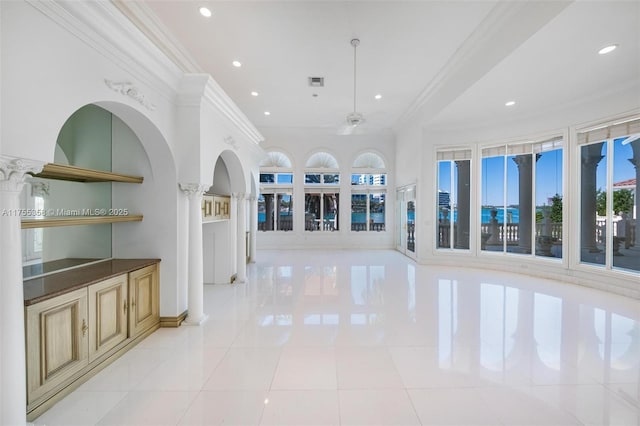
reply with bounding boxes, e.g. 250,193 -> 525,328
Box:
438,190 -> 451,208
358,174 -> 386,186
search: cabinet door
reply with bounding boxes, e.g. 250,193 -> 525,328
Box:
128,264 -> 159,337
26,288 -> 89,404
88,274 -> 128,362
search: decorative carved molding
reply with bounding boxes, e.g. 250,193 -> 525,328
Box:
231,192 -> 246,200
30,181 -> 50,197
224,136 -> 239,151
179,183 -> 210,197
105,79 -> 156,111
0,156 -> 45,192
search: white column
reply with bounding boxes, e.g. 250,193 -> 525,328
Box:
179,183 -> 209,325
0,156 -> 44,426
249,195 -> 257,262
236,193 -> 247,282
513,154 -> 536,253
629,139 -> 640,250
229,193 -> 238,280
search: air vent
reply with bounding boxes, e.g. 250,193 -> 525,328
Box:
308,77 -> 324,87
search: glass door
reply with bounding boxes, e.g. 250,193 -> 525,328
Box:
396,185 -> 417,258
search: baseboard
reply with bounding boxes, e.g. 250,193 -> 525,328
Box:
159,310 -> 187,327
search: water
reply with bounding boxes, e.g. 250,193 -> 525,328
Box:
351,212 -> 385,223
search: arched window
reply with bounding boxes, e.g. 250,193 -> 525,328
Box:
351,152 -> 386,232
304,152 -> 340,232
259,151 -> 293,231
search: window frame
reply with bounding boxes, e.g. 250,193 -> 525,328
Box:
350,167 -> 387,232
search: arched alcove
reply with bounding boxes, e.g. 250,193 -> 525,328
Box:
25,101 -> 181,317
203,149 -> 248,284
219,149 -> 247,193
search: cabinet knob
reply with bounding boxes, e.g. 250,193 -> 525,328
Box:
123,300 -> 128,314
131,299 -> 136,309
81,319 -> 88,337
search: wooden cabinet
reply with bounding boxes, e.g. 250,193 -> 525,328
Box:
88,274 -> 128,362
25,261 -> 160,418
202,194 -> 230,222
128,264 -> 159,338
26,288 -> 89,404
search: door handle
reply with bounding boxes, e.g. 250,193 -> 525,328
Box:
81,319 -> 88,337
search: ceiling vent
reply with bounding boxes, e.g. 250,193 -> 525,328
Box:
308,77 -> 324,87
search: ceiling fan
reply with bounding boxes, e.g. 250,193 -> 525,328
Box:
338,38 -> 366,135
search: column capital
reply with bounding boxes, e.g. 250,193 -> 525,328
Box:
249,195 -> 257,202
0,156 -> 45,192
179,183 -> 210,197
232,192 -> 246,200
581,142 -> 605,167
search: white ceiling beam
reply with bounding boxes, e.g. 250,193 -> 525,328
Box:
397,0 -> 574,131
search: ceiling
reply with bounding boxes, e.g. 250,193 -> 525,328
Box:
129,1 -> 639,135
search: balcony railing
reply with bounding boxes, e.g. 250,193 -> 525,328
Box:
258,216 -> 293,231
438,220 -> 636,253
351,223 -> 386,231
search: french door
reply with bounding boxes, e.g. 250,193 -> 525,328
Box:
396,185 -> 416,258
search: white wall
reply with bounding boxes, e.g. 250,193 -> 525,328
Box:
257,127 -> 395,249
202,221 -> 232,284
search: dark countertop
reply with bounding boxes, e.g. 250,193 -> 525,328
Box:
24,259 -> 160,306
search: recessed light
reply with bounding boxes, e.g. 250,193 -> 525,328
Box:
598,44 -> 617,55
199,7 -> 212,18
312,93 -> 318,98
264,111 -> 271,116
232,60 -> 242,68
505,101 -> 516,107
251,91 -> 259,96
375,94 -> 382,100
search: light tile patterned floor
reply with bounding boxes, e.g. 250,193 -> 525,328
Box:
33,250 -> 640,425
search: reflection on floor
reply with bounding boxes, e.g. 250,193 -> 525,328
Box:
33,250 -> 640,425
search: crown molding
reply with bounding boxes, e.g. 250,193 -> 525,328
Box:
26,0 -> 181,101
203,77 -> 264,146
111,0 -> 202,74
396,0 -> 573,129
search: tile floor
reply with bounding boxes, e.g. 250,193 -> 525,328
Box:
33,250 -> 640,425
